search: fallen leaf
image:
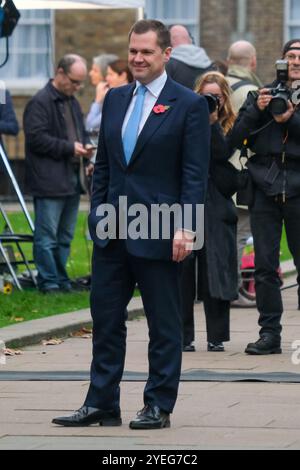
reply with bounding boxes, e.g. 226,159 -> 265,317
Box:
82,327 -> 92,334
14,317 -> 24,322
42,338 -> 63,346
4,348 -> 23,356
70,328 -> 92,339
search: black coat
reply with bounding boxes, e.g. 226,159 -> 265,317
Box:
23,80 -> 89,197
166,58 -> 212,90
199,123 -> 238,301
230,83 -> 300,197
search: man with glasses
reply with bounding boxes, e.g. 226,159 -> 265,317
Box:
231,39 -> 300,354
24,54 -> 93,293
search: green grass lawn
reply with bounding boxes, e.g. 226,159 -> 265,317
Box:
0,210 -> 292,328
1,211 -> 93,278
0,211 -> 92,328
0,289 -> 90,328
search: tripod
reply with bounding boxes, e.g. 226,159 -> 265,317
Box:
0,141 -> 36,290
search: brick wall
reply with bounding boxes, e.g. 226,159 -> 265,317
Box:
201,0 -> 236,65
55,9 -> 136,114
201,0 -> 284,83
248,0 -> 284,83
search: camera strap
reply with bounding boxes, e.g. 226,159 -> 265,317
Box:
230,79 -> 254,92
238,139 -> 249,169
281,130 -> 288,164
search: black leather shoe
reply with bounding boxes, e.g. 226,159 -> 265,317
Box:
129,404 -> 170,430
183,343 -> 195,352
52,405 -> 122,427
207,342 -> 224,352
245,336 -> 282,355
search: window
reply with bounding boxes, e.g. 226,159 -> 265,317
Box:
285,0 -> 300,41
0,9 -> 54,92
145,0 -> 200,45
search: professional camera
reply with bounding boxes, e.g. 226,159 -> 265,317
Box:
268,60 -> 291,115
203,93 -> 220,113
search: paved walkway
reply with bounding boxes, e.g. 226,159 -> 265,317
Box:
1,275 -> 300,450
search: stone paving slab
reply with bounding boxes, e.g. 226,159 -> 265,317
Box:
0,275 -> 300,449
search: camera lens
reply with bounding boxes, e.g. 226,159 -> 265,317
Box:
268,94 -> 289,115
203,93 -> 219,113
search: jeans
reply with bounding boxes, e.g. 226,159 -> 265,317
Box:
250,189 -> 300,340
33,194 -> 80,290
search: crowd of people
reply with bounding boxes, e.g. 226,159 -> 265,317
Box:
2,18 -> 300,428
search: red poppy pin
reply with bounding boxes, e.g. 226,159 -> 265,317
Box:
153,104 -> 170,114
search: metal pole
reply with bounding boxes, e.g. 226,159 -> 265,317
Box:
237,0 -> 247,35
136,6 -> 144,20
0,143 -> 34,232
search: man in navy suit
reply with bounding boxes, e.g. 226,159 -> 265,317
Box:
53,19 -> 210,430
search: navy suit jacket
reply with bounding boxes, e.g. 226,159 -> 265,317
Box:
88,76 -> 210,260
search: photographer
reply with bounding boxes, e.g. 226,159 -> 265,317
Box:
231,39 -> 300,355
181,71 -> 238,352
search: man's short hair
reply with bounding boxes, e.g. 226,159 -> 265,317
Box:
57,54 -> 86,74
282,38 -> 300,57
128,19 -> 171,50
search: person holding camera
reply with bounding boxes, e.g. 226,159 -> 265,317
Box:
231,39 -> 300,355
181,71 -> 238,352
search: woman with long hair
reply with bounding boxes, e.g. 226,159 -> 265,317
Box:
182,71 -> 239,352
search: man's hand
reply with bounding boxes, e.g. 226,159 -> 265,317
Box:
85,162 -> 94,177
256,88 -> 273,111
172,229 -> 194,263
273,100 -> 294,123
74,142 -> 93,159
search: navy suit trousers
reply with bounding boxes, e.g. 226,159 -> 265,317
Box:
84,240 -> 183,414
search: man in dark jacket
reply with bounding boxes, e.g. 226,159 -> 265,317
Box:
24,54 -> 92,293
231,39 -> 300,354
166,24 -> 213,90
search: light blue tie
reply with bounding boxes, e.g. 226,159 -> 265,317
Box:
123,85 -> 147,164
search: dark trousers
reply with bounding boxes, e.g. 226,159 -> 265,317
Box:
181,251 -> 230,344
181,254 -> 196,345
84,240 -> 182,414
250,189 -> 300,340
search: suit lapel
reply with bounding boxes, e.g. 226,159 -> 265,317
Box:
128,78 -> 177,167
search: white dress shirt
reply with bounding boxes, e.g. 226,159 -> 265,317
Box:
122,70 -> 168,137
